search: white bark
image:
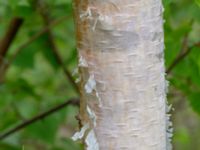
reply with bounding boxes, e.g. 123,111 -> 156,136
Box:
73,0 -> 172,149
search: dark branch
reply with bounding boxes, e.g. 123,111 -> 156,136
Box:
0,98 -> 79,140
166,34 -> 189,74
4,16 -> 68,70
0,17 -> 24,64
166,42 -> 200,74
40,11 -> 80,94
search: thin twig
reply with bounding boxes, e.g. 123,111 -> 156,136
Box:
40,10 -> 80,94
166,42 -> 200,74
6,16 -> 68,69
166,34 -> 189,74
0,98 -> 79,140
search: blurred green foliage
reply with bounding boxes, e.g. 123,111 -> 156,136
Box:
0,0 -> 200,149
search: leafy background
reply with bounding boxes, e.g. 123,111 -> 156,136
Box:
0,0 -> 200,149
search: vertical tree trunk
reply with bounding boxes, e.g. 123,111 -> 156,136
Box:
73,0 -> 172,149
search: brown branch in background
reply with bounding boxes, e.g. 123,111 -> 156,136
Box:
166,39 -> 200,74
40,10 -> 80,94
166,20 -> 196,74
3,16 -> 68,72
179,34 -> 189,54
0,98 -> 79,140
0,17 -> 24,65
166,34 -> 189,74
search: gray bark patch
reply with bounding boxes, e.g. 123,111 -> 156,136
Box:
93,30 -> 140,52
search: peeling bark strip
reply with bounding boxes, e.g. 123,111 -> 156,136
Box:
73,0 -> 172,150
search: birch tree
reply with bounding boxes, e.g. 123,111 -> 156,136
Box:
72,0 -> 172,149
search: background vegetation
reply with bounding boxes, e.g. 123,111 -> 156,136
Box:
0,0 -> 200,149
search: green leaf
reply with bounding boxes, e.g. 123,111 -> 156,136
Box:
66,48 -> 77,65
24,112 -> 65,144
38,34 -> 60,70
173,127 -> 190,146
188,92 -> 200,115
41,47 -> 59,70
0,142 -> 21,150
54,0 -> 71,5
6,0 -> 33,18
13,47 -> 37,69
45,0 -> 71,6
7,78 -> 38,98
18,0 -> 30,7
8,0 -> 30,8
15,100 -> 38,118
195,0 -> 200,7
13,5 -> 33,18
163,0 -> 172,7
61,138 -> 84,150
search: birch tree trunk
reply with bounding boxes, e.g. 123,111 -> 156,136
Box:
72,0 -> 172,149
